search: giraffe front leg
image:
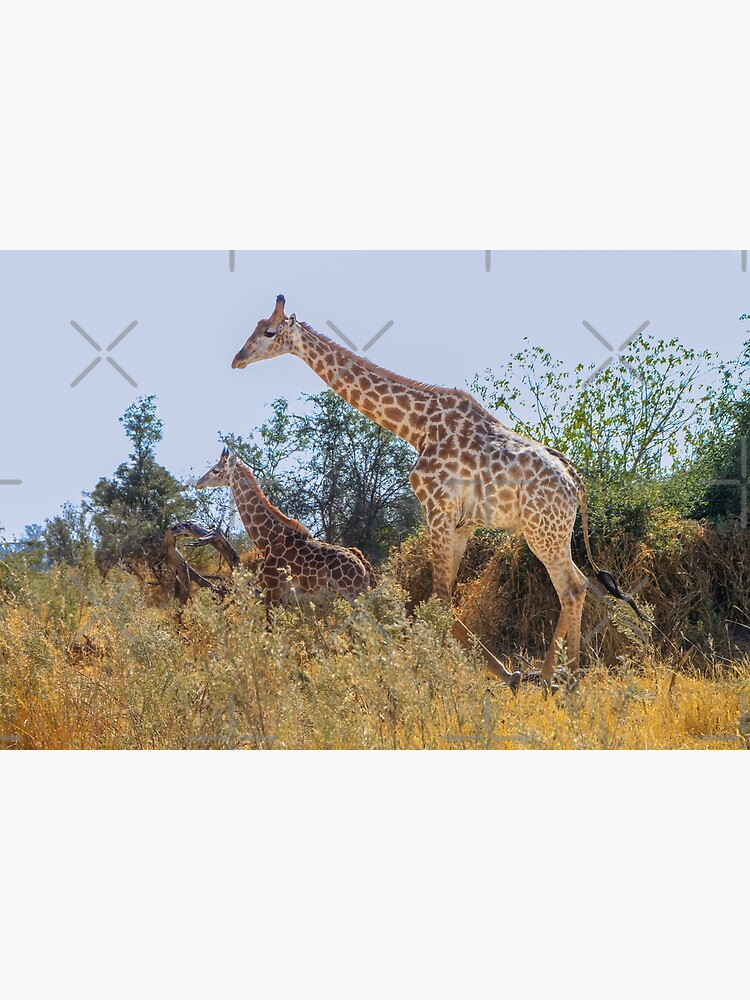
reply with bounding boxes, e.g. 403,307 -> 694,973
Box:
427,514 -> 457,604
429,513 -> 521,692
430,517 -> 474,601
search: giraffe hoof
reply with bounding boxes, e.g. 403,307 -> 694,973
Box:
508,671 -> 522,694
540,678 -> 559,699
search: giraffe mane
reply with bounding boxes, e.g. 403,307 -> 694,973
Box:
295,320 -> 476,400
234,459 -> 313,538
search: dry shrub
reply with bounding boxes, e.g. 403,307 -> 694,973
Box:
391,512 -> 750,672
388,530 -> 433,608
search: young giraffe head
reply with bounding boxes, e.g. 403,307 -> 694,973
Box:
231,294 -> 293,369
195,447 -> 235,490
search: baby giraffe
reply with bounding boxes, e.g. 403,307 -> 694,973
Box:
196,448 -> 373,621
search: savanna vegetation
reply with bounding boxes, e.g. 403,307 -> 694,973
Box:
2,324 -> 750,749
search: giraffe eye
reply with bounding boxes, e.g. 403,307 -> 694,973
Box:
264,328 -> 276,338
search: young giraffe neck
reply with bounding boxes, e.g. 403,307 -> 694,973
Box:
292,324 -> 433,449
227,461 -> 308,551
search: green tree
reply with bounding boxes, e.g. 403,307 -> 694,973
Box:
43,503 -> 93,567
473,334 -> 715,481
87,396 -> 195,577
223,391 -> 422,559
471,332 -> 719,536
13,524 -> 47,569
691,326 -> 750,522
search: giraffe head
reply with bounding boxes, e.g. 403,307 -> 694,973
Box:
232,294 -> 292,369
195,447 -> 236,489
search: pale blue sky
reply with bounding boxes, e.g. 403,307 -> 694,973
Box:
0,251 -> 747,538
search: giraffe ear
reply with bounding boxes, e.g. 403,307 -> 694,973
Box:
269,294 -> 286,324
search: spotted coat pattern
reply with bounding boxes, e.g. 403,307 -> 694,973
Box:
196,449 -> 373,620
232,297 -> 594,681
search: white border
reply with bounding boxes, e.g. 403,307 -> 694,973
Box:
3,753 -> 746,998
0,3 -> 747,248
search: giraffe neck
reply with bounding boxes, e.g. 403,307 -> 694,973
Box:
228,461 -> 310,551
291,323 -> 432,449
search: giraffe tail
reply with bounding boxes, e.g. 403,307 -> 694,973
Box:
577,480 -> 651,623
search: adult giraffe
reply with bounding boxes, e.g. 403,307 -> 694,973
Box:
232,295 -> 645,688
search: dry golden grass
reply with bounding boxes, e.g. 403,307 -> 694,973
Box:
1,557 -> 748,750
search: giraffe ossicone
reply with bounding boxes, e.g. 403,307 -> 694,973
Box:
196,447 -> 373,622
232,296 -> 647,687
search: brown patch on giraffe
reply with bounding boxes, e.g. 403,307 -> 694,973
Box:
197,450 -> 372,614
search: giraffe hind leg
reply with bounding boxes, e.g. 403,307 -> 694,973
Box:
540,559 -> 587,683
